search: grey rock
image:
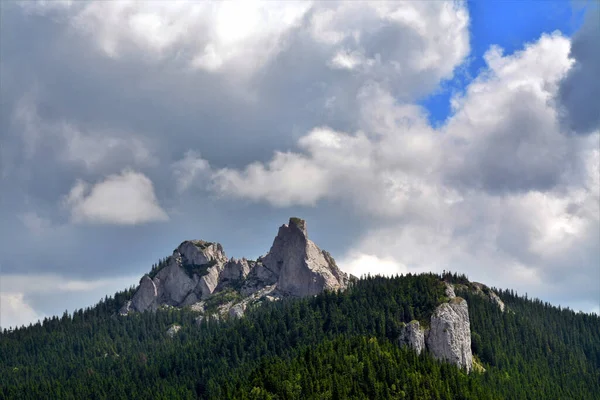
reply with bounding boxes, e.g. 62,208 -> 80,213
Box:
154,258 -> 197,305
426,298 -> 473,372
399,320 -> 425,355
119,300 -> 132,316
131,275 -> 158,312
472,282 -> 505,312
488,290 -> 505,312
229,303 -> 246,319
220,258 -> 251,284
196,262 -> 224,298
166,324 -> 181,338
125,217 -> 349,318
176,240 -> 227,266
262,218 -> 349,297
444,282 -> 456,299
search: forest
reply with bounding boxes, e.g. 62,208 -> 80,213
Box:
1,273 -> 598,399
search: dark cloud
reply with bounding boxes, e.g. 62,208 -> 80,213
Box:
558,7 -> 600,135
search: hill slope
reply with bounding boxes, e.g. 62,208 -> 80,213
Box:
1,273 -> 599,399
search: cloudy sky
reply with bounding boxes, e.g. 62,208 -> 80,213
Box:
1,0 -> 598,329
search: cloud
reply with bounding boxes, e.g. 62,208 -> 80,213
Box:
338,252 -> 408,278
64,170 -> 168,225
442,33 -> 575,193
205,32 -> 599,311
12,95 -> 154,171
213,150 -> 331,207
557,7 -> 600,135
171,151 -> 211,193
20,1 -> 469,96
0,292 -> 43,330
18,212 -> 53,236
22,0 -> 311,75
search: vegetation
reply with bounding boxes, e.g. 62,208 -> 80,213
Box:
182,260 -> 218,279
0,273 -> 598,399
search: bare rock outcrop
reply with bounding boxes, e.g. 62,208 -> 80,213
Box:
166,324 -> 181,338
262,218 -> 349,297
220,258 -> 251,284
399,320 -> 425,355
131,275 -> 159,312
177,240 -> 227,266
444,282 -> 456,299
123,217 -> 349,317
471,282 -> 506,312
426,298 -> 473,372
228,303 -> 246,319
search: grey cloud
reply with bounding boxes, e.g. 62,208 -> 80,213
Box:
558,8 -> 600,135
446,92 -> 576,193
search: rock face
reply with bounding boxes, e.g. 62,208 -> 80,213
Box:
260,219 -> 349,297
399,320 -> 425,355
488,291 -> 505,312
444,282 -> 456,299
123,218 -> 349,318
426,298 -> 473,372
131,275 -> 159,312
471,282 -> 506,312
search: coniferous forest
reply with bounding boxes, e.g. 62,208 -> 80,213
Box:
1,273 -> 599,399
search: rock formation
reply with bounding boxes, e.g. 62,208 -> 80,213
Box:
426,297 -> 473,372
397,291 -> 474,372
166,324 -> 181,338
471,282 -> 506,312
122,218 -> 349,318
444,282 -> 456,299
399,320 -> 425,355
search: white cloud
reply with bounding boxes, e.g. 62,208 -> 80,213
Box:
33,0 -> 311,74
64,170 -> 168,225
213,151 -> 330,207
23,1 -> 469,98
338,252 -> 408,278
171,151 -> 211,193
0,292 -> 43,330
311,1 -> 470,94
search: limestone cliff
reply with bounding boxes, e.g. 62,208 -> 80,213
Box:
398,320 -> 425,355
426,298 -> 473,372
396,291 -> 474,372
122,218 -> 349,318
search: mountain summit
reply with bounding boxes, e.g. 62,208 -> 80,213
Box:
120,218 -> 350,317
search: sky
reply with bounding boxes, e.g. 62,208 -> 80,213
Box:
0,0 -> 598,329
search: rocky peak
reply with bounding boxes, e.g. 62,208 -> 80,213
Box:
261,218 -> 349,297
175,240 -> 227,266
122,217 -> 349,316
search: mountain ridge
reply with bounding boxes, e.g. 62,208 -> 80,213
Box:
120,217 -> 351,318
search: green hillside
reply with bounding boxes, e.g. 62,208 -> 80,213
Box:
1,273 -> 598,399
